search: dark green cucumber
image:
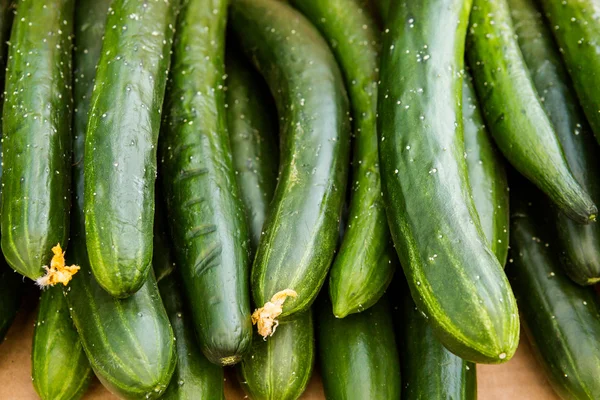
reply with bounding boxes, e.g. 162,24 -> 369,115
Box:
375,0 -> 390,23
0,265 -> 21,342
462,75 -> 509,266
238,310 -> 314,400
291,0 -> 395,319
230,0 -> 350,318
467,0 -> 596,224
508,180 -> 600,400
160,0 -> 251,365
509,0 -> 600,285
1,0 -> 73,281
83,0 -> 177,297
318,295 -> 401,399
225,52 -> 278,252
32,287 -> 92,400
378,0 -> 519,363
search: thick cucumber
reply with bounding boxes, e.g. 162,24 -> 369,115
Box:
462,75 -> 509,266
508,0 -> 600,286
230,0 -> 350,318
467,0 -> 596,224
83,0 -> 177,297
160,0 -> 252,365
225,52 -> 278,252
32,287 -> 92,400
318,295 -> 401,399
378,0 -> 519,363
1,0 -> 74,281
508,180 -> 600,400
291,0 -> 395,318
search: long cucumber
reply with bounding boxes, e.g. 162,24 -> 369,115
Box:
378,0 -> 519,363
230,0 -> 350,320
83,0 -> 178,297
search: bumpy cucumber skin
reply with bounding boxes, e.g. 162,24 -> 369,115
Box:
230,0 -> 350,318
467,0 -> 596,224
318,296 -> 401,399
378,0 -> 519,363
238,310 -> 314,400
509,0 -> 600,286
508,182 -> 600,400
32,287 -> 92,400
225,52 -> 278,253
160,0 -> 252,365
462,75 -> 509,266
1,0 -> 73,280
291,0 -> 395,319
83,0 -> 177,297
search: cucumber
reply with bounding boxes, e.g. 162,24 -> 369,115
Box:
230,0 -> 350,319
1,0 -> 74,281
290,0 -> 396,319
225,52 -> 278,252
378,0 -> 519,363
0,265 -> 21,341
508,0 -> 600,286
32,287 -> 92,400
375,0 -> 390,23
507,180 -> 600,400
160,0 -> 252,365
462,75 -> 509,266
466,0 -> 596,224
83,0 -> 177,297
318,295 -> 401,399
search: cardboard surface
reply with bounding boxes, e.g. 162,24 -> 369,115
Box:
0,294 -> 557,400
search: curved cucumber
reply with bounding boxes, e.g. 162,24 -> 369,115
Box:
378,0 -> 519,363
509,0 -> 600,285
160,0 -> 252,365
230,0 -> 350,318
1,0 -> 73,280
467,0 -> 596,224
291,0 -> 395,319
463,75 -> 509,266
83,0 -> 177,297
32,287 -> 92,400
508,181 -> 600,400
318,296 -> 401,399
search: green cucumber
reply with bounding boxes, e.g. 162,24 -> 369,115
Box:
378,0 -> 519,363
160,0 -> 252,365
467,0 -> 596,224
291,0 -> 395,319
83,0 -> 177,297
318,295 -> 401,399
0,265 -> 21,341
225,52 -> 278,252
462,75 -> 509,266
32,287 -> 92,400
508,0 -> 600,285
508,180 -> 600,400
375,0 -> 390,23
1,0 -> 74,281
230,0 -> 350,318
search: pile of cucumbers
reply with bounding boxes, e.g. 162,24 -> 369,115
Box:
0,0 -> 599,398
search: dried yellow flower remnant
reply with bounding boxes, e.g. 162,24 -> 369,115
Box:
251,289 -> 298,339
35,244 -> 80,287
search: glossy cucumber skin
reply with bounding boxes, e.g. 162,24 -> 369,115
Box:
508,0 -> 600,286
508,182 -> 600,400
462,75 -> 509,266
318,296 -> 401,399
238,310 -> 314,400
32,287 -> 92,400
230,0 -> 350,318
160,0 -> 252,365
291,0 -> 395,319
467,0 -> 596,224
1,0 -> 73,280
378,0 -> 519,363
225,52 -> 278,253
83,0 -> 177,297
